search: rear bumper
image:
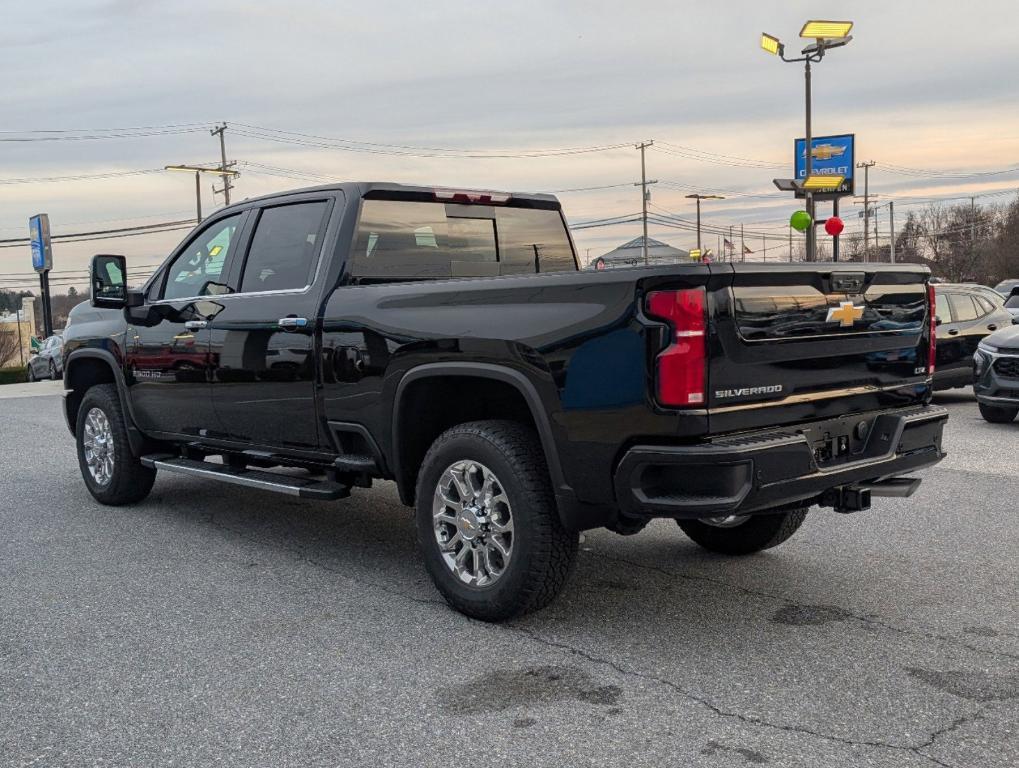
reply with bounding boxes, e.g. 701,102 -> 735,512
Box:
614,405 -> 948,519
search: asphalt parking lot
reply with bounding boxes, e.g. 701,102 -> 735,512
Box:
1,387 -> 1016,768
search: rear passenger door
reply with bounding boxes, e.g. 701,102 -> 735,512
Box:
942,291 -> 982,377
207,195 -> 337,452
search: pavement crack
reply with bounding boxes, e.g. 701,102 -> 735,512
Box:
508,623 -> 982,761
586,548 -> 1019,662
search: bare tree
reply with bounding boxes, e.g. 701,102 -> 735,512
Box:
0,327 -> 23,369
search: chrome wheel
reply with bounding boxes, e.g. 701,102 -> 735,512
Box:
432,460 -> 514,588
702,514 -> 750,528
82,407 -> 115,487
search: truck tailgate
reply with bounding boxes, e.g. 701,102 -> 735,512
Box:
704,263 -> 933,434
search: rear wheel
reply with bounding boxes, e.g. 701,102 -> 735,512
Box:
27,365 -> 36,382
415,420 -> 578,621
75,384 -> 156,505
49,360 -> 58,380
677,507 -> 808,555
978,402 -> 1018,423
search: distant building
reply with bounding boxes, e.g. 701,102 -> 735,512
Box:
590,236 -> 691,269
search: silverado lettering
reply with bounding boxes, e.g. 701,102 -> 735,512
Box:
715,385 -> 784,399
62,181 -> 948,622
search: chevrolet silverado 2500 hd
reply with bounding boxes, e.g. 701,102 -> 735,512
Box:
63,182 -> 947,620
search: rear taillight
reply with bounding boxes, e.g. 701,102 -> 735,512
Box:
646,288 -> 706,407
927,283 -> 937,375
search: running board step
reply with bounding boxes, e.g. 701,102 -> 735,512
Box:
332,454 -> 378,473
140,455 -> 350,500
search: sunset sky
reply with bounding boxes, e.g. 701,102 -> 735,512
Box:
3,0 -> 1019,290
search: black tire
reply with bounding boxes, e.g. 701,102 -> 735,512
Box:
677,507 -> 808,556
415,420 -> 578,622
979,402 -> 1019,423
75,383 -> 156,506
48,361 -> 57,380
27,365 -> 36,382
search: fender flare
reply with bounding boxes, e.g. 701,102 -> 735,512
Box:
391,361 -> 572,507
64,348 -> 146,457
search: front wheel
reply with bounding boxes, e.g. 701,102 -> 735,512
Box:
415,420 -> 578,621
27,365 -> 36,382
979,402 -> 1018,423
677,507 -> 808,555
75,384 -> 156,505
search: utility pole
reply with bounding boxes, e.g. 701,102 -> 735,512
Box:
194,170 -> 202,221
211,123 -> 235,205
728,225 -> 734,262
740,223 -> 745,262
634,141 -> 656,265
857,160 -> 876,259
873,206 -> 880,260
889,200 -> 896,263
788,224 -> 793,262
970,196 -> 977,256
762,235 -> 767,262
165,164 -> 240,223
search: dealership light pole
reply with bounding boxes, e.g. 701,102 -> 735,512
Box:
164,165 -> 241,223
685,194 -> 724,257
761,21 -> 854,262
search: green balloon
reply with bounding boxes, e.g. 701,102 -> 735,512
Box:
790,210 -> 812,232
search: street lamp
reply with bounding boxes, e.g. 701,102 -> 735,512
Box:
685,193 -> 724,257
164,165 -> 240,222
761,20 -> 853,262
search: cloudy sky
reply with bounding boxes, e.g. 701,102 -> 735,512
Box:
3,0 -> 1019,290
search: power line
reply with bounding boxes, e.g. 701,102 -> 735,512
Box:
0,168 -> 165,185
0,219 -> 195,248
0,126 -> 207,143
231,123 -> 632,159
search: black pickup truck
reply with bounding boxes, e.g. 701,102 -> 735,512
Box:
64,182 -> 947,620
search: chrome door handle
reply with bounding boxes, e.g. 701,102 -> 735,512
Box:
988,324 -> 998,331
947,329 -> 959,335
184,320 -> 208,331
278,317 -> 308,332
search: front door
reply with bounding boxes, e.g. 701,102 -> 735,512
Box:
208,197 -> 335,451
127,212 -> 247,437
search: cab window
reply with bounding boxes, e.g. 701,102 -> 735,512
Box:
239,201 -> 329,293
947,293 -> 979,322
162,214 -> 243,301
935,292 -> 950,323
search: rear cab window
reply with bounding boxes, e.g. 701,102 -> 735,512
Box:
349,198 -> 576,281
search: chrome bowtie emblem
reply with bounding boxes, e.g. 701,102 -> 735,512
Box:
826,301 -> 864,327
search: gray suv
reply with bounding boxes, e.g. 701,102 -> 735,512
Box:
973,324 -> 1019,422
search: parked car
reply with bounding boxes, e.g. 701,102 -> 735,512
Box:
27,333 -> 63,381
993,278 -> 1019,297
1003,287 -> 1019,323
973,324 -> 1019,423
933,284 -> 1014,389
62,182 -> 946,621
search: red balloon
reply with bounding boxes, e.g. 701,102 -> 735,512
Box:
825,216 -> 845,236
